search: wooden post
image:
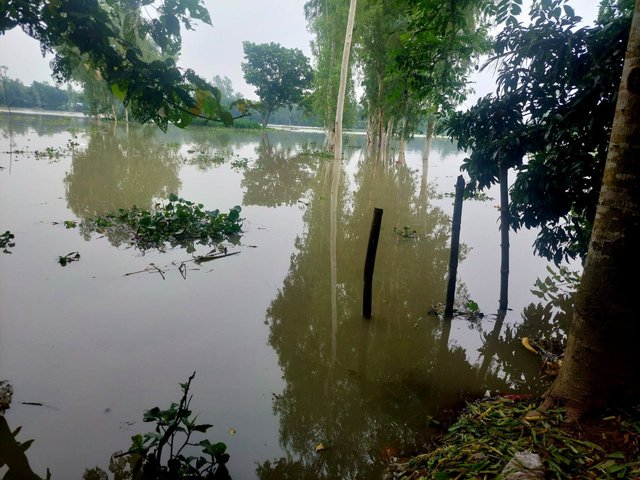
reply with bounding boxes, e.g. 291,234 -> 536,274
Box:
444,175 -> 465,317
363,208 -> 383,319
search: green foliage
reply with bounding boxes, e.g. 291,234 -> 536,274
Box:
0,74 -> 85,111
121,373 -> 231,480
395,0 -> 494,134
1,230 -> 15,253
0,0 -> 233,130
304,0 -> 357,132
445,0 -> 633,264
83,195 -> 242,253
241,42 -> 314,127
394,225 -> 418,239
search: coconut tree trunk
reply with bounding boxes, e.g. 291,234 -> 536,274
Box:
542,0 -> 640,419
334,0 -> 357,162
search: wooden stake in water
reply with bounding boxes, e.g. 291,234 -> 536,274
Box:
363,208 -> 383,319
445,176 -> 465,317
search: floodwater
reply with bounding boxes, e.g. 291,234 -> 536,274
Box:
0,112 -> 575,479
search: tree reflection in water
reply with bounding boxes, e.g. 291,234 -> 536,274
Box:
256,143 -> 514,479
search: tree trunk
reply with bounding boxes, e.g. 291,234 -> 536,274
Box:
542,0 -> 640,419
324,126 -> 335,151
334,0 -> 357,162
499,162 -> 510,312
423,116 -> 435,162
262,110 -> 270,129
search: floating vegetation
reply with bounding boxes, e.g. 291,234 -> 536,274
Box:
58,251 -> 80,266
298,150 -> 333,159
230,157 -> 249,170
52,220 -> 78,229
440,190 -> 494,202
186,146 -> 234,166
394,225 -> 418,240
391,397 -> 640,480
1,230 -> 15,253
34,146 -> 65,160
429,300 -> 484,322
83,194 -> 242,253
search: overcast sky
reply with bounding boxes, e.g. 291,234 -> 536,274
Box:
0,0 -> 600,102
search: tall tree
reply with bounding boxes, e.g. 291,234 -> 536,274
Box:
0,0 -> 231,130
305,0 -> 356,149
241,42 -> 314,128
334,0 -> 358,161
355,0 -> 409,158
541,0 -> 640,420
396,0 -> 493,142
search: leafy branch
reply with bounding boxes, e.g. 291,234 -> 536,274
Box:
121,372 -> 231,480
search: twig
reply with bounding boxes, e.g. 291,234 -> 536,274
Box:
194,250 -> 240,264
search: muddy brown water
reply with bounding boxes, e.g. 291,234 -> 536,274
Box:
0,112 -> 577,479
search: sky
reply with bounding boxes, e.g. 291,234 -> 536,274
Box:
0,0 -> 601,102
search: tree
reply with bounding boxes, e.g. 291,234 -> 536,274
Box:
210,75 -> 241,107
446,0 -> 633,264
304,0 -> 357,149
397,0 -> 493,109
241,42 -> 314,128
541,0 -> 640,420
0,0 -> 232,130
334,0 -> 358,161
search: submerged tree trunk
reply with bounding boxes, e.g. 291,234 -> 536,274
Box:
334,0 -> 357,161
498,163 -> 510,312
397,117 -> 407,165
542,0 -> 640,419
423,116 -> 435,162
324,127 -> 335,151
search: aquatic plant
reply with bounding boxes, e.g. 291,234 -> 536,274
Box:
84,194 -> 242,253
1,230 -> 15,253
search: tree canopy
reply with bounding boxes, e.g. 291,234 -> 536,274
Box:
445,0 -> 634,263
0,0 -> 235,130
241,41 -> 314,128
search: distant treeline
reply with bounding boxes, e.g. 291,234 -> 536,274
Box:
0,77 -> 87,112
0,76 -> 368,129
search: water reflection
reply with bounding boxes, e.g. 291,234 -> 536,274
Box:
64,126 -> 182,222
258,150 -> 507,478
0,111 -> 90,138
242,133 -> 322,207
481,293 -> 572,394
0,116 -> 568,478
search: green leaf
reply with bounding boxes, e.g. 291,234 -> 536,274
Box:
200,440 -> 227,457
110,82 -> 127,101
192,423 -> 213,433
